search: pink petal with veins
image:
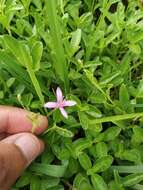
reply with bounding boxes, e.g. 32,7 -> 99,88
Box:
60,108 -> 68,118
44,102 -> 57,108
56,87 -> 63,102
63,100 -> 77,107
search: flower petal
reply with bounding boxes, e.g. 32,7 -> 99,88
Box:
56,87 -> 63,102
44,102 -> 57,108
60,108 -> 68,118
63,100 -> 77,107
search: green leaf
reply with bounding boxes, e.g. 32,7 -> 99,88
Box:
104,127 -> 121,141
109,181 -> 124,190
30,176 -> 41,190
41,177 -> 60,190
119,84 -> 130,111
0,52 -> 34,93
89,113 -> 143,124
119,149 -> 141,163
95,142 -> 108,158
70,28 -> 82,57
73,173 -> 93,190
85,104 -> 102,118
91,174 -> 108,190
83,0 -> 93,10
130,30 -> 143,43
3,35 -> 32,67
0,91 -> 4,99
0,15 -> 9,28
111,165 -> 143,174
30,162 -> 68,177
87,155 -> 113,174
78,152 -> 92,170
15,172 -> 31,188
78,111 -> 89,130
136,80 -> 143,98
45,0 -> 69,90
133,184 -> 143,190
132,127 -> 143,145
119,52 -> 131,76
22,93 -> 33,106
122,174 -> 143,187
45,185 -> 64,190
73,138 -> 93,157
31,41 -> 43,71
55,126 -> 74,138
84,69 -> 108,100
32,0 -> 42,9
67,158 -> 79,176
129,44 -> 141,55
3,35 -> 44,104
6,77 -> 15,87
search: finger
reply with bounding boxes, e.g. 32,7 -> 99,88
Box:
0,133 -> 6,140
0,106 -> 48,134
0,133 -> 44,190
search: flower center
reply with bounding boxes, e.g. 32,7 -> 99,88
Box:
57,101 -> 65,108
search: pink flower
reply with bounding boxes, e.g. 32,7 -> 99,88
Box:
44,87 -> 77,118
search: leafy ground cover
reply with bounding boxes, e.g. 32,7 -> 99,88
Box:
1,0 -> 143,189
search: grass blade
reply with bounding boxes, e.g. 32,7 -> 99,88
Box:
111,166 -> 143,174
90,112 -> 143,124
45,0 -> 69,90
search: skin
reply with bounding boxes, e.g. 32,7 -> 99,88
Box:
0,106 -> 48,190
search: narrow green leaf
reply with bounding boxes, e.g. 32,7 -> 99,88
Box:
78,111 -> 89,130
30,162 -> 68,177
111,165 -> 143,174
122,174 -> 143,187
70,28 -> 82,56
31,41 -> 43,71
3,35 -> 44,104
90,112 -> 143,124
30,176 -> 41,190
45,0 -> 69,90
119,84 -> 130,110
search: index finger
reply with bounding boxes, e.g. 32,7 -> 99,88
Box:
0,106 -> 48,135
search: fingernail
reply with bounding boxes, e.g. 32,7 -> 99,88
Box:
14,134 -> 44,164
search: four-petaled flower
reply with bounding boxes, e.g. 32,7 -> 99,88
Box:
44,87 -> 77,118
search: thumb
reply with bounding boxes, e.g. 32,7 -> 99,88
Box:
0,133 -> 44,190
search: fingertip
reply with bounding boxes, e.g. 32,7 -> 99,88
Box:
14,133 -> 44,164
34,115 -> 48,135
0,106 -> 48,134
0,133 -> 45,189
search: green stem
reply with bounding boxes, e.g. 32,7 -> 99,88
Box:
46,108 -> 57,117
25,64 -> 44,105
90,112 -> 143,124
43,125 -> 57,135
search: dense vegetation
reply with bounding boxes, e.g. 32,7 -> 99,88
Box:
1,0 -> 143,189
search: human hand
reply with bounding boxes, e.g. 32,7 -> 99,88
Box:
0,106 -> 48,190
